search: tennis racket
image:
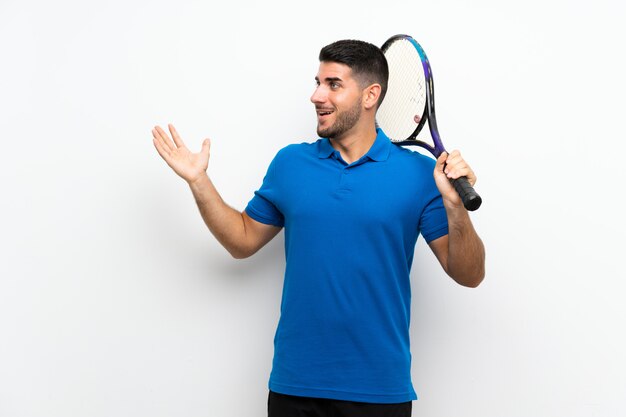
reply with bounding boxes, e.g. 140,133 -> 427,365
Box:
377,34 -> 482,211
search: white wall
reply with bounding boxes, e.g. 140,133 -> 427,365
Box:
1,0 -> 624,416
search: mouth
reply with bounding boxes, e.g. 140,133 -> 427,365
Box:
316,108 -> 334,120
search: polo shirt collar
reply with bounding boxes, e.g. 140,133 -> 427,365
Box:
317,137 -> 336,159
367,128 -> 392,162
317,128 -> 391,162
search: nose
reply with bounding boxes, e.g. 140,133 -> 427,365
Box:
310,85 -> 326,104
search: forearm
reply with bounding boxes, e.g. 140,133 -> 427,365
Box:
444,206 -> 485,287
187,173 -> 253,258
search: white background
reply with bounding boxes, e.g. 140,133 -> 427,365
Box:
1,0 -> 625,416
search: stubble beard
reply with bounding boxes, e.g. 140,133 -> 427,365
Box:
316,100 -> 362,139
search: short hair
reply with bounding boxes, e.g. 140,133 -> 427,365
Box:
319,39 -> 389,107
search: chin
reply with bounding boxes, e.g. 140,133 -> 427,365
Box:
317,128 -> 330,138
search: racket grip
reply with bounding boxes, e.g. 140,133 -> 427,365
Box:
451,176 -> 482,211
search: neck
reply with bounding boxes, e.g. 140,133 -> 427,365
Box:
329,123 -> 378,164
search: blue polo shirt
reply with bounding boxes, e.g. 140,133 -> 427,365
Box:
245,129 -> 448,403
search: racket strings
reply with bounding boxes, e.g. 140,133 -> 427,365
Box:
377,39 -> 427,143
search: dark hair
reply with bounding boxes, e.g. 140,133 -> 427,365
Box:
319,39 -> 389,107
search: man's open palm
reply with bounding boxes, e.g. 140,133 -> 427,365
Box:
152,124 -> 210,184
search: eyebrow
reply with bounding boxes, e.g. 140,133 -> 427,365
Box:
315,76 -> 344,83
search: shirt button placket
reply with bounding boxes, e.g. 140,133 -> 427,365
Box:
339,167 -> 351,190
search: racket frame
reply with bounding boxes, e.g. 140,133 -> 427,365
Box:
379,34 -> 482,211
380,34 -> 446,157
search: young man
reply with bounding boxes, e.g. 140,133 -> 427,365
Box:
152,39 -> 485,417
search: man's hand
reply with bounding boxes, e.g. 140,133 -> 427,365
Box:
151,123 -> 281,259
152,124 -> 211,184
433,150 -> 476,209
430,150 -> 485,287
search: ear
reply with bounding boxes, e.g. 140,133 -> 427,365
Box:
362,84 -> 382,110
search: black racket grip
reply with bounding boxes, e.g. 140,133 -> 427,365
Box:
451,176 -> 482,211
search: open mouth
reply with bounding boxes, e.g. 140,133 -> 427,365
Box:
317,109 -> 334,118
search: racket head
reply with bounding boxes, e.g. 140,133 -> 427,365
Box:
378,35 -> 482,211
377,34 -> 444,156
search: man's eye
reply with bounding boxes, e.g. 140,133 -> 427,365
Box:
330,82 -> 340,89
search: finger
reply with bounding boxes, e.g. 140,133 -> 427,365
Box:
444,156 -> 468,176
152,129 -> 168,154
153,126 -> 174,152
445,155 -> 477,185
444,150 -> 463,167
446,163 -> 470,179
448,169 -> 477,186
153,125 -> 175,151
448,149 -> 461,159
152,136 -> 171,160
168,123 -> 185,148
443,150 -> 464,175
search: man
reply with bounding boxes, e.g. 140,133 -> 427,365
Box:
152,39 -> 485,417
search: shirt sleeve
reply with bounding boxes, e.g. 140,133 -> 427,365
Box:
245,152 -> 285,228
419,191 -> 449,243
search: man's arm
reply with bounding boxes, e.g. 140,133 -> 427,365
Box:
188,173 -> 281,258
428,150 -> 485,287
152,124 -> 281,259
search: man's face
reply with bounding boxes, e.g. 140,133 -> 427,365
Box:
311,62 -> 363,140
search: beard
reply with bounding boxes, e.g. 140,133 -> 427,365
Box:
316,99 -> 362,139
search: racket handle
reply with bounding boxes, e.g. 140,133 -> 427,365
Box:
451,176 -> 482,211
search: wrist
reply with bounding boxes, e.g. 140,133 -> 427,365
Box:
443,199 -> 469,222
187,172 -> 210,189
442,194 -> 465,211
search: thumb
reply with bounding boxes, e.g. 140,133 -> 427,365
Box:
435,151 -> 448,173
201,138 -> 211,156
